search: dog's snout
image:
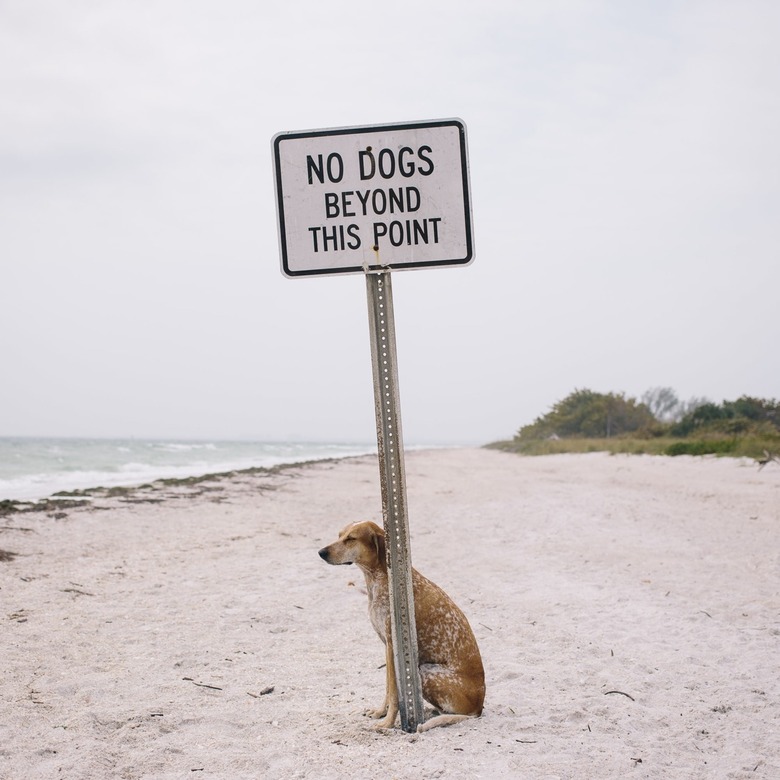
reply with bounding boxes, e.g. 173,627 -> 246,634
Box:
319,544 -> 353,565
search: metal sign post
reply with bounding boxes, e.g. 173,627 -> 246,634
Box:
272,117 -> 474,733
365,269 -> 424,732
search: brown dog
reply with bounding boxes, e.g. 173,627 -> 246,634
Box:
318,521 -> 485,732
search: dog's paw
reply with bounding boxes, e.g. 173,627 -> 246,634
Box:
370,717 -> 396,731
364,706 -> 388,719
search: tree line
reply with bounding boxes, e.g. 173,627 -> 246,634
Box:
511,388 -> 779,456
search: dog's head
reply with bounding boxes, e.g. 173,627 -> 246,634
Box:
318,521 -> 386,571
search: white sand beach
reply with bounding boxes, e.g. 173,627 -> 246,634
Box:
1,448 -> 778,779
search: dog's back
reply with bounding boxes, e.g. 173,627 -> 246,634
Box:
412,569 -> 485,721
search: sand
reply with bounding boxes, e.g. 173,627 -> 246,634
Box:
1,448 -> 778,779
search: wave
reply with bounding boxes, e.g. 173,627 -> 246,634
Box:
0,439 -> 379,501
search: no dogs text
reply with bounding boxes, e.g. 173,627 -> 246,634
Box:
305,145 -> 444,253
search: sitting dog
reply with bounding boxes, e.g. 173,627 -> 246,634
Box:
318,521 -> 485,732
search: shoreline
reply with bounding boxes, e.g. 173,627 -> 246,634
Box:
2,448 -> 779,779
4,444 -> 773,515
0,452 -> 383,518
0,438 -> 394,505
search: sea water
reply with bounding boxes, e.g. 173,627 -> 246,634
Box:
0,438 -> 378,501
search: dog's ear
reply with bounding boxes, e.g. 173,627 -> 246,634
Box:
372,526 -> 387,567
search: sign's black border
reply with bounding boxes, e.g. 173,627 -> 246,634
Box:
272,119 -> 473,278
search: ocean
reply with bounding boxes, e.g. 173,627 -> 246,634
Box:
0,438 -> 379,502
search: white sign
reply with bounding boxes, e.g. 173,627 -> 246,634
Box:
272,119 -> 474,278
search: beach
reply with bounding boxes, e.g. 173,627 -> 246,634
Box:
1,448 -> 778,779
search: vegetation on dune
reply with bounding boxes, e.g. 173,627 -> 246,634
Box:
488,387 -> 780,461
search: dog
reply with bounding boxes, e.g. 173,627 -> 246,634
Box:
318,521 -> 485,732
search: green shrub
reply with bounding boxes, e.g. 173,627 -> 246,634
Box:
517,389 -> 655,440
665,440 -> 737,456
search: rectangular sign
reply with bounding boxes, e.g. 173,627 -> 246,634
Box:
272,118 -> 474,278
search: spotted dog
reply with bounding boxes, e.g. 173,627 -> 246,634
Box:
318,521 -> 485,732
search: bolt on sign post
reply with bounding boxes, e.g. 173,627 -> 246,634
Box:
272,119 -> 474,732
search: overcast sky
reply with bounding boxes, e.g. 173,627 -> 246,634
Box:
1,0 -> 778,444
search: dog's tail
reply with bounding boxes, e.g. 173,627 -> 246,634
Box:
417,714 -> 474,733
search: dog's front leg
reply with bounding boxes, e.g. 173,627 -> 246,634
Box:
372,639 -> 399,729
364,630 -> 390,719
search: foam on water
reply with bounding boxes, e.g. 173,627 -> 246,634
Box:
0,438 -> 378,501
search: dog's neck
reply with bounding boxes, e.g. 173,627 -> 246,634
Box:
357,557 -> 389,597
357,557 -> 387,580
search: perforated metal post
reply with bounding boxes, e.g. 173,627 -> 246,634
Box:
365,269 -> 425,733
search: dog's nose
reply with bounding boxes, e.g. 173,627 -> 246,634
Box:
318,548 -> 329,561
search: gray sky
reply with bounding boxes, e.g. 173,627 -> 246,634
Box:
2,0 -> 778,444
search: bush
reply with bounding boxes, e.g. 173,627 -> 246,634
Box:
671,396 -> 780,437
665,440 -> 737,456
517,389 -> 655,440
